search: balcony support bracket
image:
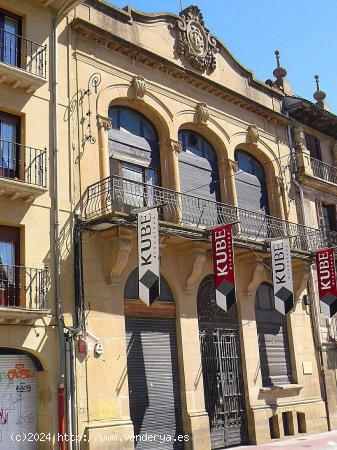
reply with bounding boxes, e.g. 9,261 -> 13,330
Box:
102,227 -> 133,286
179,243 -> 209,292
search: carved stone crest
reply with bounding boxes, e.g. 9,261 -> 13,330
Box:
175,6 -> 218,73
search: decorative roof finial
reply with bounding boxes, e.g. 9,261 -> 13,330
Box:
273,50 -> 287,81
313,74 -> 327,110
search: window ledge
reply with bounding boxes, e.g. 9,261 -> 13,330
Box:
260,384 -> 303,394
0,177 -> 47,202
0,61 -> 47,93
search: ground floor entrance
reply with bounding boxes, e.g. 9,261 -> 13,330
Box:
125,317 -> 184,449
198,275 -> 248,449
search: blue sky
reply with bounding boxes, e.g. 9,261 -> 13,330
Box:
106,0 -> 337,114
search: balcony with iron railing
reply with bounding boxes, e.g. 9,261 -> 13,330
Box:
310,157 -> 337,185
0,28 -> 47,91
0,264 -> 49,323
296,148 -> 337,194
0,139 -> 47,201
80,175 -> 324,253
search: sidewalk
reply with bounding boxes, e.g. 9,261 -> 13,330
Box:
232,430 -> 337,449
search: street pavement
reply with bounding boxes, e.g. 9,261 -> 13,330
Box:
231,430 -> 337,449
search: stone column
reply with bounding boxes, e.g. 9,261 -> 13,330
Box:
97,115 -> 112,180
175,241 -> 211,450
276,176 -> 286,220
225,159 -> 239,208
160,138 -> 182,223
166,138 -> 182,192
266,175 -> 286,220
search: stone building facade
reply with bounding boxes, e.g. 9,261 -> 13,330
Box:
0,1 -> 333,449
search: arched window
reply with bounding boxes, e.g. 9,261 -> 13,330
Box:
178,130 -> 220,202
108,106 -> 160,187
255,282 -> 292,387
235,149 -> 269,214
124,268 -> 174,302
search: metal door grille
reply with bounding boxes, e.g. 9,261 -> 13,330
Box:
198,276 -> 248,449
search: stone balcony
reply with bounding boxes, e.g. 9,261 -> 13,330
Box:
0,265 -> 49,324
0,140 -> 48,202
296,147 -> 337,195
0,29 -> 47,93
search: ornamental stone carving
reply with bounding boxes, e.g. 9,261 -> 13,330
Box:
131,75 -> 146,100
169,139 -> 182,154
246,124 -> 259,146
97,115 -> 112,131
195,102 -> 209,124
175,6 -> 218,73
293,122 -> 306,149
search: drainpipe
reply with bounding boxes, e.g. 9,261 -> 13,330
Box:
286,117 -> 331,429
52,14 -> 67,449
52,2 -> 83,447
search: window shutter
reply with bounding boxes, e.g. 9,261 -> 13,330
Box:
315,198 -> 324,229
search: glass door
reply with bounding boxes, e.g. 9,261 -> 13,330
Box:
0,13 -> 20,67
0,226 -> 20,307
0,114 -> 20,179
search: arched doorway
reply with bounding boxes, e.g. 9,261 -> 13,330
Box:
0,348 -> 42,449
108,106 -> 160,209
197,275 -> 247,449
255,283 -> 292,386
124,269 -> 184,449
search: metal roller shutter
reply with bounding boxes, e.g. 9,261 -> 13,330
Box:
255,310 -> 292,386
0,354 -> 38,450
125,318 -> 184,450
179,152 -> 220,227
235,171 -> 268,214
179,152 -> 219,201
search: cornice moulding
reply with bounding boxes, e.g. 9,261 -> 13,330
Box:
71,17 -> 287,125
74,50 -> 288,144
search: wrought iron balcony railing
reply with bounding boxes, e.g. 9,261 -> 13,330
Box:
0,140 -> 47,187
0,28 -> 47,78
80,176 -> 324,252
322,229 -> 337,248
310,157 -> 337,185
0,265 -> 48,310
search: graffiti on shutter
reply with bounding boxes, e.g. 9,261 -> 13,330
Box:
0,354 -> 38,450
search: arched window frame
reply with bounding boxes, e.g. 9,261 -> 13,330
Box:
178,130 -> 221,203
108,106 -> 161,190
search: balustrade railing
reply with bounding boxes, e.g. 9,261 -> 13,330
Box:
0,140 -> 47,187
81,176 -> 324,252
310,157 -> 337,185
0,265 -> 48,309
0,28 -> 47,78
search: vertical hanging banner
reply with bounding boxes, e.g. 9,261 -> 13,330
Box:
138,207 -> 160,306
271,238 -> 294,314
316,248 -> 337,317
212,224 -> 236,311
